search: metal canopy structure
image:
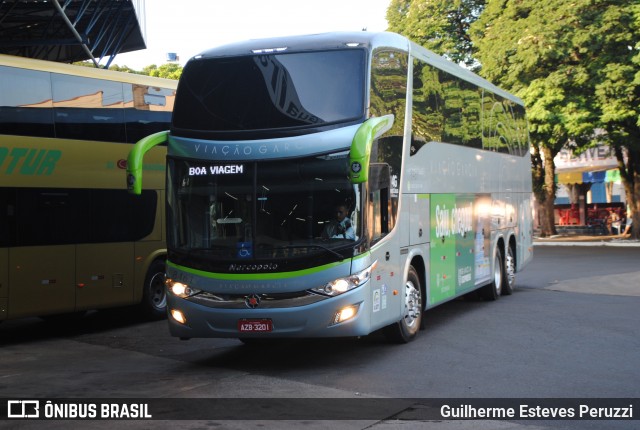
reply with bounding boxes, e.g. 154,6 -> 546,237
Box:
0,0 -> 146,68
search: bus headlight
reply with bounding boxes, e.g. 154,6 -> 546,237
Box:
170,309 -> 187,324
332,303 -> 360,325
310,261 -> 377,297
166,279 -> 201,298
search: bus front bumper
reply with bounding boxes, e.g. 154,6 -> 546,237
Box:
166,288 -> 372,339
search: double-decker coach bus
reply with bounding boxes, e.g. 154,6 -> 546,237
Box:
1,54 -> 177,321
128,32 -> 533,343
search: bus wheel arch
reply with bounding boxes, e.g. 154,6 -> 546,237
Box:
141,258 -> 167,319
384,264 -> 423,343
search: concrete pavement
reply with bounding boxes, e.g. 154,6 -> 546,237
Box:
534,234 -> 640,247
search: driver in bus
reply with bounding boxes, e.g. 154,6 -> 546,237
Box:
322,204 -> 355,240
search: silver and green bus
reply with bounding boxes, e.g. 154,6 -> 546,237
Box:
128,32 -> 533,342
1,54 -> 177,322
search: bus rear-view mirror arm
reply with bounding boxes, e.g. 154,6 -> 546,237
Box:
349,114 -> 394,184
126,130 -> 169,195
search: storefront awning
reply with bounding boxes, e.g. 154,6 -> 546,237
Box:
556,169 -> 621,184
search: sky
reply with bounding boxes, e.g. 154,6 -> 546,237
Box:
114,0 -> 391,69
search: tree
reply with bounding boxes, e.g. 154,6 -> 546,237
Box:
591,2 -> 640,239
107,64 -> 141,74
387,0 -> 486,68
470,0 -> 638,237
142,63 -> 183,80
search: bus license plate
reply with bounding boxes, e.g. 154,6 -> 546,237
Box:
238,319 -> 273,333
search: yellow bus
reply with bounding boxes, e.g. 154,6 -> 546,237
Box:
0,54 -> 177,321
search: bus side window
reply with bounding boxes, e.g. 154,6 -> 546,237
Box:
51,74 -> 126,143
0,66 -> 54,138
125,84 -> 174,143
368,163 -> 390,245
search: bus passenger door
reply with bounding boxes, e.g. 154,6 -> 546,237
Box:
75,243 -> 134,310
8,246 -> 76,319
368,163 -> 402,328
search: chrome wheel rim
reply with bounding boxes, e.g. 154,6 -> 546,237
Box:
505,248 -> 516,291
404,280 -> 421,331
148,272 -> 167,310
493,253 -> 503,295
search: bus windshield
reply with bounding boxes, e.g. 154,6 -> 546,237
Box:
171,49 -> 366,134
167,153 -> 361,270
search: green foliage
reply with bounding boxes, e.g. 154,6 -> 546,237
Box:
411,59 -> 528,154
387,0 -> 486,68
141,63 -> 183,80
471,0 -> 596,142
469,0 -> 640,236
370,51 -> 409,137
107,64 -> 142,74
71,61 -> 97,68
411,63 -> 444,142
71,61 -> 183,80
471,0 -> 638,148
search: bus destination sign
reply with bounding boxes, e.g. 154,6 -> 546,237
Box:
188,164 -> 244,176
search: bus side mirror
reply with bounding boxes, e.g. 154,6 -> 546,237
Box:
126,131 -> 169,195
349,115 -> 394,184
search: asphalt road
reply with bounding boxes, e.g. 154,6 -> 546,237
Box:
1,245 -> 639,429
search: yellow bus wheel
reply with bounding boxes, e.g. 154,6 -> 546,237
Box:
141,259 -> 167,319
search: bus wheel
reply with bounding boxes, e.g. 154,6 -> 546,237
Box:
384,266 -> 422,343
481,247 -> 503,301
502,245 -> 516,295
141,259 -> 167,319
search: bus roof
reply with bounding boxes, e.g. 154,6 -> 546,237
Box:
190,31 -> 523,107
194,31 -> 408,59
0,54 -> 178,89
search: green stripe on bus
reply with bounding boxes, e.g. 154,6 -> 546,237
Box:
167,253 -> 370,281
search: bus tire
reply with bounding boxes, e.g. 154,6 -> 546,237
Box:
481,247 -> 503,301
384,266 -> 422,343
502,244 -> 516,295
141,259 -> 167,319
